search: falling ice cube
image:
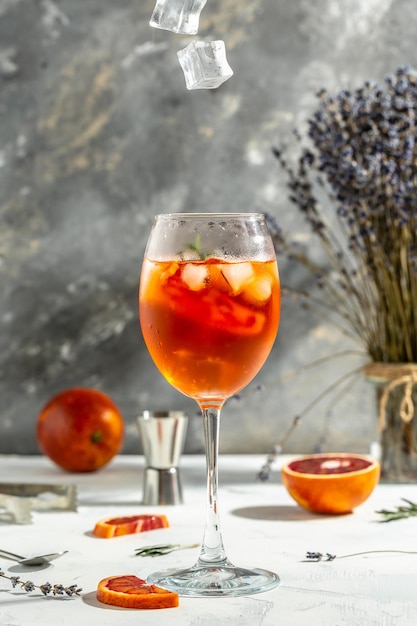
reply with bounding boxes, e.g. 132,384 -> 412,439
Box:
177,40 -> 233,90
150,0 -> 207,35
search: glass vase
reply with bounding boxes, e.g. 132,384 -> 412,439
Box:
372,373 -> 417,482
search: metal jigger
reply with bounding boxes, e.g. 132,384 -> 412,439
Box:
137,411 -> 188,505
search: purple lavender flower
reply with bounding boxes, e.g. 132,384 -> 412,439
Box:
272,66 -> 417,363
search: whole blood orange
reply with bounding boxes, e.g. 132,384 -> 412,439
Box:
96,575 -> 179,609
281,453 -> 380,515
37,388 -> 124,473
93,514 -> 169,538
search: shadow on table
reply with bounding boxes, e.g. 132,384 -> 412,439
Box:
2,562 -> 52,574
83,591 -> 109,609
83,591 -> 139,610
231,505 -> 322,521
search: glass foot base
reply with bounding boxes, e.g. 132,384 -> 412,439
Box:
147,562 -> 280,597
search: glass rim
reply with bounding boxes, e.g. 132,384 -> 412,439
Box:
155,212 -> 265,220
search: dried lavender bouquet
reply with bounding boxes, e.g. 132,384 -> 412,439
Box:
271,65 -> 417,365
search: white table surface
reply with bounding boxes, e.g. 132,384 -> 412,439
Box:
0,454 -> 416,626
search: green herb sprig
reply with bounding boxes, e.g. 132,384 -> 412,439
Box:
376,498 -> 417,522
134,543 -> 199,558
180,233 -> 206,260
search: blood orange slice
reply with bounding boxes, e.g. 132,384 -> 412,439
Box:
96,575 -> 179,609
93,514 -> 169,538
281,453 -> 380,515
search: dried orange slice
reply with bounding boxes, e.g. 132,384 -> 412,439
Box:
96,575 -> 179,609
93,514 -> 169,538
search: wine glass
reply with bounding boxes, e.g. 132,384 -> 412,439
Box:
139,213 -> 281,597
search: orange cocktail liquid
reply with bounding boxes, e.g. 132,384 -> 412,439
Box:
139,257 -> 280,405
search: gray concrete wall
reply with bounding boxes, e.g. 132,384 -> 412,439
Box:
0,0 -> 413,457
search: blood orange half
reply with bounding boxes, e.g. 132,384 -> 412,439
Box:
96,575 -> 179,609
93,514 -> 169,538
281,453 -> 380,515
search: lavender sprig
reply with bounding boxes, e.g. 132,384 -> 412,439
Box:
256,353 -> 365,480
305,552 -> 336,562
305,549 -> 417,562
0,569 -> 82,597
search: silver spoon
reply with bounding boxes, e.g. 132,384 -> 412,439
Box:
0,548 -> 68,566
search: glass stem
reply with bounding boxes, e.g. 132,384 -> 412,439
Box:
197,405 -> 229,566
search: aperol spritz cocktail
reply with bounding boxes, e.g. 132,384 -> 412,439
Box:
139,213 -> 281,597
140,257 -> 280,404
